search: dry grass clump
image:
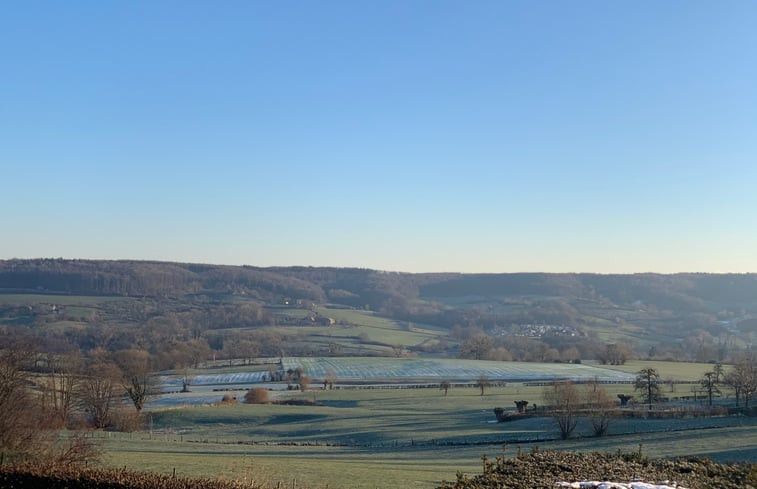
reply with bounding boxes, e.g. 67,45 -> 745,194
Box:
441,449 -> 756,489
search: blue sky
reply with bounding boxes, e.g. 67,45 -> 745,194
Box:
2,1 -> 756,273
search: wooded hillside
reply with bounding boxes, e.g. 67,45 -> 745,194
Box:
3,259 -> 757,313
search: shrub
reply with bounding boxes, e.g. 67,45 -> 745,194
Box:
219,394 -> 239,404
244,388 -> 270,404
108,408 -> 144,433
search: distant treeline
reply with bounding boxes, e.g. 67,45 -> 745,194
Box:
419,272 -> 757,312
4,259 -> 757,314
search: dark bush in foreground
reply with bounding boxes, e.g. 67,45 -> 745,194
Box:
440,450 -> 756,489
0,463 -> 298,489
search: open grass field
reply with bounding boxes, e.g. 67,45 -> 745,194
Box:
99,422 -> 757,489
125,359 -> 757,488
266,307 -> 448,353
599,360 -> 720,381
100,437 -> 483,489
104,379 -> 757,489
0,293 -> 128,306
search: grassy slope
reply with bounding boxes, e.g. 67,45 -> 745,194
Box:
265,307 -> 450,354
0,293 -> 448,356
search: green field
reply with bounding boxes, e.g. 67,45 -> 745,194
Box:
99,423 -> 757,489
101,379 -> 757,489
110,360 -> 757,489
599,360 -> 720,381
0,293 -> 127,306
266,307 -> 449,355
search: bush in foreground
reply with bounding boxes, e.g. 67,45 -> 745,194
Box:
440,450 -> 756,489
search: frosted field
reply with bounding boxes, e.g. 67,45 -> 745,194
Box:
161,357 -> 635,389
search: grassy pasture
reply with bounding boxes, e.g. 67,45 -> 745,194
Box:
152,386 -> 543,445
150,381 -> 739,447
101,437 -> 479,489
600,360 -> 719,381
0,292 -> 135,330
124,360 -> 755,488
100,422 -> 757,489
263,306 -> 450,354
0,293 -> 127,306
106,380 -> 757,489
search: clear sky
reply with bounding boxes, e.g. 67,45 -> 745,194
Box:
2,1 -> 756,273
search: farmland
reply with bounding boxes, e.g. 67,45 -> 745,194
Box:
160,357 -> 637,393
119,359 -> 757,489
105,378 -> 757,489
4,262 -> 757,488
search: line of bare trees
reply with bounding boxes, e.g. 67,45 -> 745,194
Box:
722,352 -> 757,408
1,338 -> 107,464
542,356 -> 757,441
0,330 -> 174,464
542,379 -> 615,440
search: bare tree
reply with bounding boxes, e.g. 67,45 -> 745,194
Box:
1,336 -> 100,465
113,349 -> 153,413
79,362 -> 121,428
181,367 -> 193,393
543,380 -> 580,439
44,351 -> 82,427
124,373 -> 151,413
700,371 -> 720,407
584,380 -> 614,436
724,352 -> 757,408
634,368 -> 662,410
324,369 -> 336,390
0,337 -> 51,461
52,432 -> 101,466
713,362 -> 724,383
476,374 -> 490,396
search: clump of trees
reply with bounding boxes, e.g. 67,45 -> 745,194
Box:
541,379 -> 616,439
0,337 -> 100,465
723,352 -> 757,408
542,381 -> 581,439
584,379 -> 614,436
597,343 -> 634,365
0,337 -> 50,461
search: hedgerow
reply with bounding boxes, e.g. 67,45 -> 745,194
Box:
0,463 -> 303,489
440,449 -> 756,489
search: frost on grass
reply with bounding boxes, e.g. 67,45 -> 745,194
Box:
161,357 -> 635,390
556,482 -> 686,488
442,450 -> 754,489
